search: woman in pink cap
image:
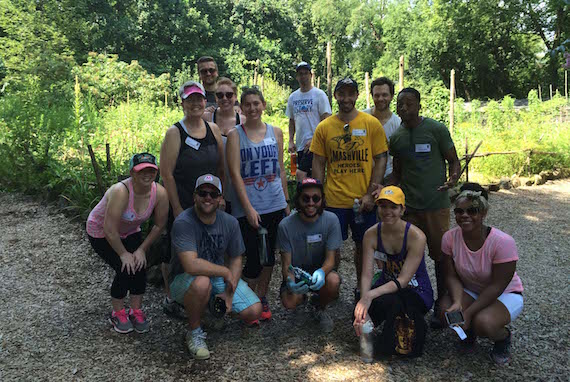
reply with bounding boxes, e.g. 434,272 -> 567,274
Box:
86,153 -> 169,334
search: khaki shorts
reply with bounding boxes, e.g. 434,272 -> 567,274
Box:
403,208 -> 450,261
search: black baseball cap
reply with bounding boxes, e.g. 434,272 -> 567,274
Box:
296,61 -> 311,71
296,178 -> 323,193
129,153 -> 158,172
334,77 -> 358,93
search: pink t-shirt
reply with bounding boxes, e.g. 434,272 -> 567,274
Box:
86,179 -> 157,239
441,227 -> 523,294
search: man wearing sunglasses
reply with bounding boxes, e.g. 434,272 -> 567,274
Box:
286,61 -> 332,181
169,174 -> 262,360
197,56 -> 219,108
276,178 -> 342,333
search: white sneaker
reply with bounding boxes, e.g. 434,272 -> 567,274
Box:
314,309 -> 334,333
185,328 -> 210,360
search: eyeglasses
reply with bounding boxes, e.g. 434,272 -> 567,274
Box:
301,194 -> 322,203
200,68 -> 217,75
453,207 -> 479,216
343,123 -> 350,132
196,190 -> 221,199
215,92 -> 234,99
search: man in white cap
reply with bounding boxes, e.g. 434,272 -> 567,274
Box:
169,174 -> 262,360
286,61 -> 331,181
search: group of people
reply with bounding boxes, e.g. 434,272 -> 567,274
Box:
85,57 -> 524,365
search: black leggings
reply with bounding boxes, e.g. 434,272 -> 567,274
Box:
238,209 -> 284,279
88,233 -> 146,299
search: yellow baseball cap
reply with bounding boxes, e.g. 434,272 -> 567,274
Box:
375,186 -> 405,207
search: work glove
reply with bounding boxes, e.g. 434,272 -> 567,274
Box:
287,277 -> 309,294
309,268 -> 325,291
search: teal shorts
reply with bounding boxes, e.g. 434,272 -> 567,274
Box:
170,274 -> 260,313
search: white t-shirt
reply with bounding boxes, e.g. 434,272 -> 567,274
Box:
362,108 -> 401,177
286,87 -> 332,150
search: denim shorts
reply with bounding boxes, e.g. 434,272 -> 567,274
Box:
170,274 -> 260,313
326,206 -> 377,243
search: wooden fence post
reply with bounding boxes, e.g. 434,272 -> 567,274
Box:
399,55 -> 404,91
365,72 -> 370,109
260,75 -> 264,92
317,76 -> 320,89
164,91 -> 168,108
449,69 -> 455,136
254,59 -> 260,86
326,41 -> 332,105
538,84 -> 542,101
550,84 -> 553,100
88,144 -> 105,197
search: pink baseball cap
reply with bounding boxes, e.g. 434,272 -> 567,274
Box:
179,81 -> 206,100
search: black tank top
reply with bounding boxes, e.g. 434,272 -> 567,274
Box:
173,120 -> 219,209
213,109 -> 241,125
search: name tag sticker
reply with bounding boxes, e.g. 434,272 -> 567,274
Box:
373,251 -> 387,261
185,137 -> 201,150
307,234 -> 323,244
415,143 -> 431,153
122,211 -> 136,221
352,129 -> 367,137
263,137 -> 276,145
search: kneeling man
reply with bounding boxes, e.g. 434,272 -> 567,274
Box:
170,174 -> 262,360
277,178 -> 342,332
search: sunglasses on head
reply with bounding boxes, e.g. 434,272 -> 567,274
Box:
301,194 -> 322,203
453,207 -> 479,216
216,92 -> 234,99
200,68 -> 216,74
343,123 -> 350,132
196,190 -> 221,199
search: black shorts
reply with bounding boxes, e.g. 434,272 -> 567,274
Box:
297,150 -> 313,174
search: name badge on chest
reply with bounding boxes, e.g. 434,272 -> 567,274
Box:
306,234 -> 323,244
373,250 -> 387,262
122,211 -> 136,222
352,129 -> 366,137
415,143 -> 431,153
185,136 -> 201,150
263,137 -> 276,145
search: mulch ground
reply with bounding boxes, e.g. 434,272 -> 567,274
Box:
1,180 -> 569,381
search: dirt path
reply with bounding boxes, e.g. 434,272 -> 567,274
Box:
1,181 -> 569,381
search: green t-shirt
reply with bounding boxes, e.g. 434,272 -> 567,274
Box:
389,117 -> 455,210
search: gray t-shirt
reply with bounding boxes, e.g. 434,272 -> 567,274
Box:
169,208 -> 245,283
362,109 -> 401,177
286,87 -> 332,150
276,210 -> 342,273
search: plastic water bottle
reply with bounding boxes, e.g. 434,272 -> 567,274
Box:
258,226 -> 273,266
360,320 -> 374,363
353,198 -> 364,224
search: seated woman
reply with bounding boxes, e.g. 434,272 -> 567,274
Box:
354,186 -> 433,357
86,153 -> 168,334
439,183 -> 523,365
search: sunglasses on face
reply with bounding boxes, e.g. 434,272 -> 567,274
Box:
196,190 -> 221,199
200,68 -> 216,75
301,194 -> 322,203
454,207 -> 479,216
215,92 -> 234,99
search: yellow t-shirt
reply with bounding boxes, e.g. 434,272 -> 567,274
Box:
310,112 -> 388,208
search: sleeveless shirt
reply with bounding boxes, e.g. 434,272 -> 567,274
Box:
231,123 -> 287,218
375,222 -> 434,309
173,119 -> 219,209
87,178 -> 157,239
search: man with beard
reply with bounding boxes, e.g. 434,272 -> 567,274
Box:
310,78 -> 388,300
169,174 -> 262,360
388,87 -> 460,327
362,77 -> 401,185
286,62 -> 332,181
277,178 -> 342,333
197,56 -> 219,108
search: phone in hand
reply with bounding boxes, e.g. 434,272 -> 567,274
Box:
444,310 -> 465,326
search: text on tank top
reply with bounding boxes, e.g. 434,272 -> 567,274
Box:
173,119 -> 219,209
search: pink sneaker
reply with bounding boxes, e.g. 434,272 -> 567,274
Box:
128,308 -> 149,333
109,309 -> 133,334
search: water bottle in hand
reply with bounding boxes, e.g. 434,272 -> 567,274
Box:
353,198 -> 364,224
360,320 -> 374,363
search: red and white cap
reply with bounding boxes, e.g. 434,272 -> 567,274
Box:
179,81 -> 206,100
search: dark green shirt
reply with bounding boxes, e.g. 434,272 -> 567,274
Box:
389,117 -> 455,210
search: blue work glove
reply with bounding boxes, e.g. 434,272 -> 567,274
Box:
287,277 -> 309,294
310,268 -> 326,291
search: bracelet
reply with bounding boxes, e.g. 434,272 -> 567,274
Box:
392,279 -> 401,290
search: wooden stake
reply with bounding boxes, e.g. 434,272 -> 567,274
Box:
260,75 -> 264,92
164,91 -> 168,108
550,84 -> 553,100
399,55 -> 404,91
365,72 -> 370,109
449,69 -> 456,136
538,84 -> 542,101
88,144 -> 105,197
105,143 -> 111,174
311,72 -> 315,87
317,76 -> 321,89
326,42 -> 332,105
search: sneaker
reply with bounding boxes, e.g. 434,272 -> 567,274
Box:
490,328 -> 512,365
244,319 -> 260,327
314,309 -> 334,333
260,299 -> 272,321
429,304 -> 444,329
109,309 -> 134,334
163,296 -> 187,319
129,308 -> 149,333
185,328 -> 210,360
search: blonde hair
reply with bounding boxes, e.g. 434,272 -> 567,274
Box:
216,77 -> 238,94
